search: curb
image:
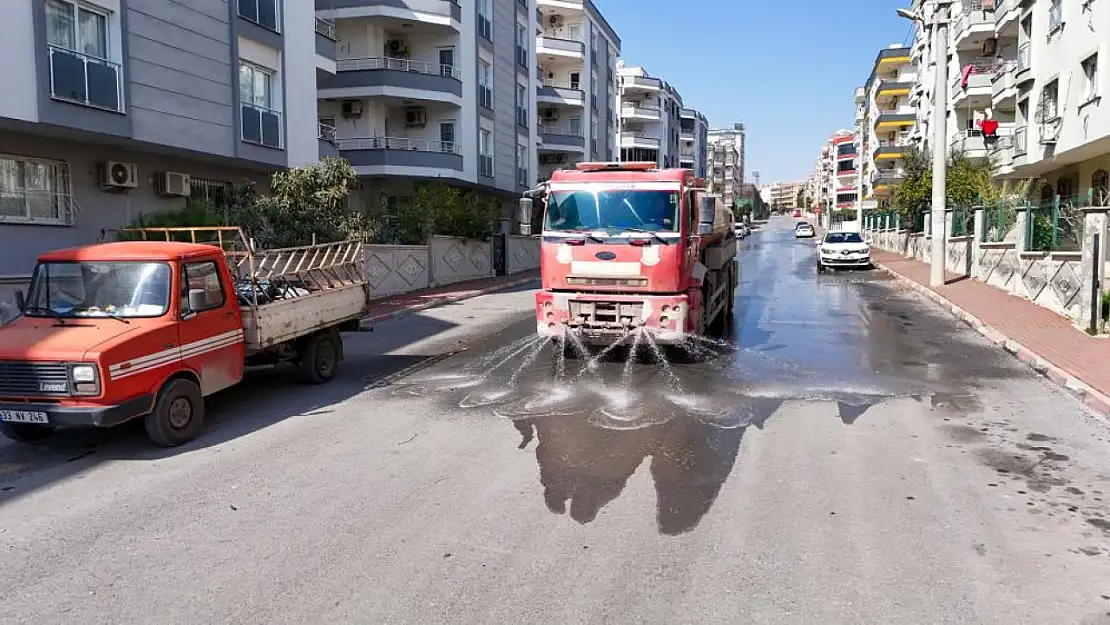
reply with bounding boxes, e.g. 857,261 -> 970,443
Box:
872,259 -> 1110,419
361,275 -> 540,327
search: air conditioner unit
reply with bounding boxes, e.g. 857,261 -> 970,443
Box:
542,108 -> 558,121
98,161 -> 138,189
548,15 -> 563,27
404,107 -> 426,127
155,171 -> 192,197
982,37 -> 997,56
386,39 -> 407,56
341,100 -> 362,118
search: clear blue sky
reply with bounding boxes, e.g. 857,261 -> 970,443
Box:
596,0 -> 915,184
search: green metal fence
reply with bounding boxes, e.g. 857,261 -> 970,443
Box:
1025,195 -> 1083,252
980,201 -> 1019,243
950,204 -> 973,237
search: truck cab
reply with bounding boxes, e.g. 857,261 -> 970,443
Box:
0,241 -> 246,446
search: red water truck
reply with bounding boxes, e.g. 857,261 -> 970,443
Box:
519,162 -> 738,347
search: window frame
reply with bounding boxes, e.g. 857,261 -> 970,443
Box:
478,59 -> 493,109
1081,53 -> 1099,103
181,260 -> 227,316
236,0 -> 282,33
239,61 -> 274,111
0,153 -> 73,226
45,0 -> 110,60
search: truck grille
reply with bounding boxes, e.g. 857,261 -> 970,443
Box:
567,277 -> 648,287
569,300 -> 645,328
0,361 -> 70,397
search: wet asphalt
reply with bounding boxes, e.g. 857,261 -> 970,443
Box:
4,215 -> 1110,624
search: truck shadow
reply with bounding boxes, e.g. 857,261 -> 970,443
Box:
0,307 -> 529,506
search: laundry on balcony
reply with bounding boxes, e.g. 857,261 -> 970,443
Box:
977,118 -> 999,138
960,64 -> 977,89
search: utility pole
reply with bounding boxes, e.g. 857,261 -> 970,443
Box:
898,1 -> 951,286
928,1 -> 951,287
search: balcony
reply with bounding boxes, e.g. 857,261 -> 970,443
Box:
47,46 -> 124,113
620,132 -> 660,149
622,75 -> 662,93
873,144 -> 907,161
621,103 -> 661,121
950,131 -> 989,160
241,103 -> 282,149
323,57 -> 462,101
873,113 -> 915,131
539,123 -> 585,150
854,86 -> 866,102
536,35 -> 584,61
335,0 -> 461,26
991,62 -> 1017,105
990,136 -> 1015,174
315,18 -> 336,61
994,0 -> 1020,33
336,136 -> 464,171
951,63 -> 993,107
318,123 -> 338,159
537,81 -> 584,107
952,3 -> 994,48
680,131 -> 694,142
875,80 -> 913,101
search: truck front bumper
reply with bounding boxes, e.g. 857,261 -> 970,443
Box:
0,395 -> 154,428
535,291 -> 693,345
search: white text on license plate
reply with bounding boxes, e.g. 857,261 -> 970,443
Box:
0,410 -> 49,424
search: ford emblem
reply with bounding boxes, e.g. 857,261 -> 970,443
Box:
595,251 -> 617,260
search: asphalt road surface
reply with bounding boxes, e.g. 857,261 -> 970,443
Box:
4,215 -> 1110,624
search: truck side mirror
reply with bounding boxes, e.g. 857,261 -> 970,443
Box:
182,289 -> 206,319
518,198 -> 533,236
14,289 -> 25,313
697,196 -> 716,236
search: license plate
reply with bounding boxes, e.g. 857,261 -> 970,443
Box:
0,410 -> 49,424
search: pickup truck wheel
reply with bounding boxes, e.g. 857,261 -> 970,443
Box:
0,422 -> 56,443
145,378 -> 205,447
299,332 -> 340,384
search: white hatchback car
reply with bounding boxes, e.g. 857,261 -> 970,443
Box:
794,222 -> 815,238
817,230 -> 872,272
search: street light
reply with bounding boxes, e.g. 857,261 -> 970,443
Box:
897,2 -> 951,287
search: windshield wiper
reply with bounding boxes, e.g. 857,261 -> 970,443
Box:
616,227 -> 670,245
22,306 -> 65,323
563,229 -> 606,243
68,307 -> 130,324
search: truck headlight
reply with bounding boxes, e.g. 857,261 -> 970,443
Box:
70,363 -> 100,396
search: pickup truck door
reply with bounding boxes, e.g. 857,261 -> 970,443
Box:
178,258 -> 245,395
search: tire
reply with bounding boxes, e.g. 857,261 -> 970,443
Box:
299,331 -> 341,384
145,378 -> 205,447
0,422 -> 56,443
817,260 -> 826,273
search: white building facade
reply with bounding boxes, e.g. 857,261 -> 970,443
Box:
616,63 -> 683,168
534,0 -> 620,180
679,108 -> 709,178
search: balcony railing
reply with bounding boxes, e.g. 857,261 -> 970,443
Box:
336,57 -> 462,81
318,122 -> 336,143
315,17 -> 336,40
336,136 -> 461,153
241,102 -> 282,148
537,35 -> 585,56
539,122 -> 583,137
952,4 -> 991,39
542,78 -> 581,90
479,155 -> 493,177
621,104 -> 661,118
620,131 -> 660,147
47,45 -> 124,112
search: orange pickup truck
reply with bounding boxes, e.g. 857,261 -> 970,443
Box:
0,227 -> 369,447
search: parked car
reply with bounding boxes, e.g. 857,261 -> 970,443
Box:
817,230 -> 872,272
734,223 -> 750,238
794,222 -> 815,238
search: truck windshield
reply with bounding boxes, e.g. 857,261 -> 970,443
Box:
544,190 -> 680,233
25,262 -> 172,318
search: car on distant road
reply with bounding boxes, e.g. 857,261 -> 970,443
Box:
734,222 -> 750,238
817,230 -> 872,272
794,222 -> 815,238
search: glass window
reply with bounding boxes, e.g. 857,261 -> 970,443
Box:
182,261 -> 226,313
46,0 -> 108,59
479,129 -> 492,156
25,262 -> 172,318
544,190 -> 680,233
239,62 -> 273,109
0,154 -> 71,224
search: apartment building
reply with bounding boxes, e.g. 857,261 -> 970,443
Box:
317,0 -> 539,206
910,0 -> 1107,202
0,0 -> 328,283
809,144 -> 834,212
534,0 -> 620,180
859,45 -> 915,207
679,107 -> 709,178
706,125 -> 744,209
707,123 -> 746,188
615,62 -> 683,168
767,180 -> 805,211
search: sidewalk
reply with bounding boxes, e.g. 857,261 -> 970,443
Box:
362,270 -> 539,324
870,249 -> 1110,416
